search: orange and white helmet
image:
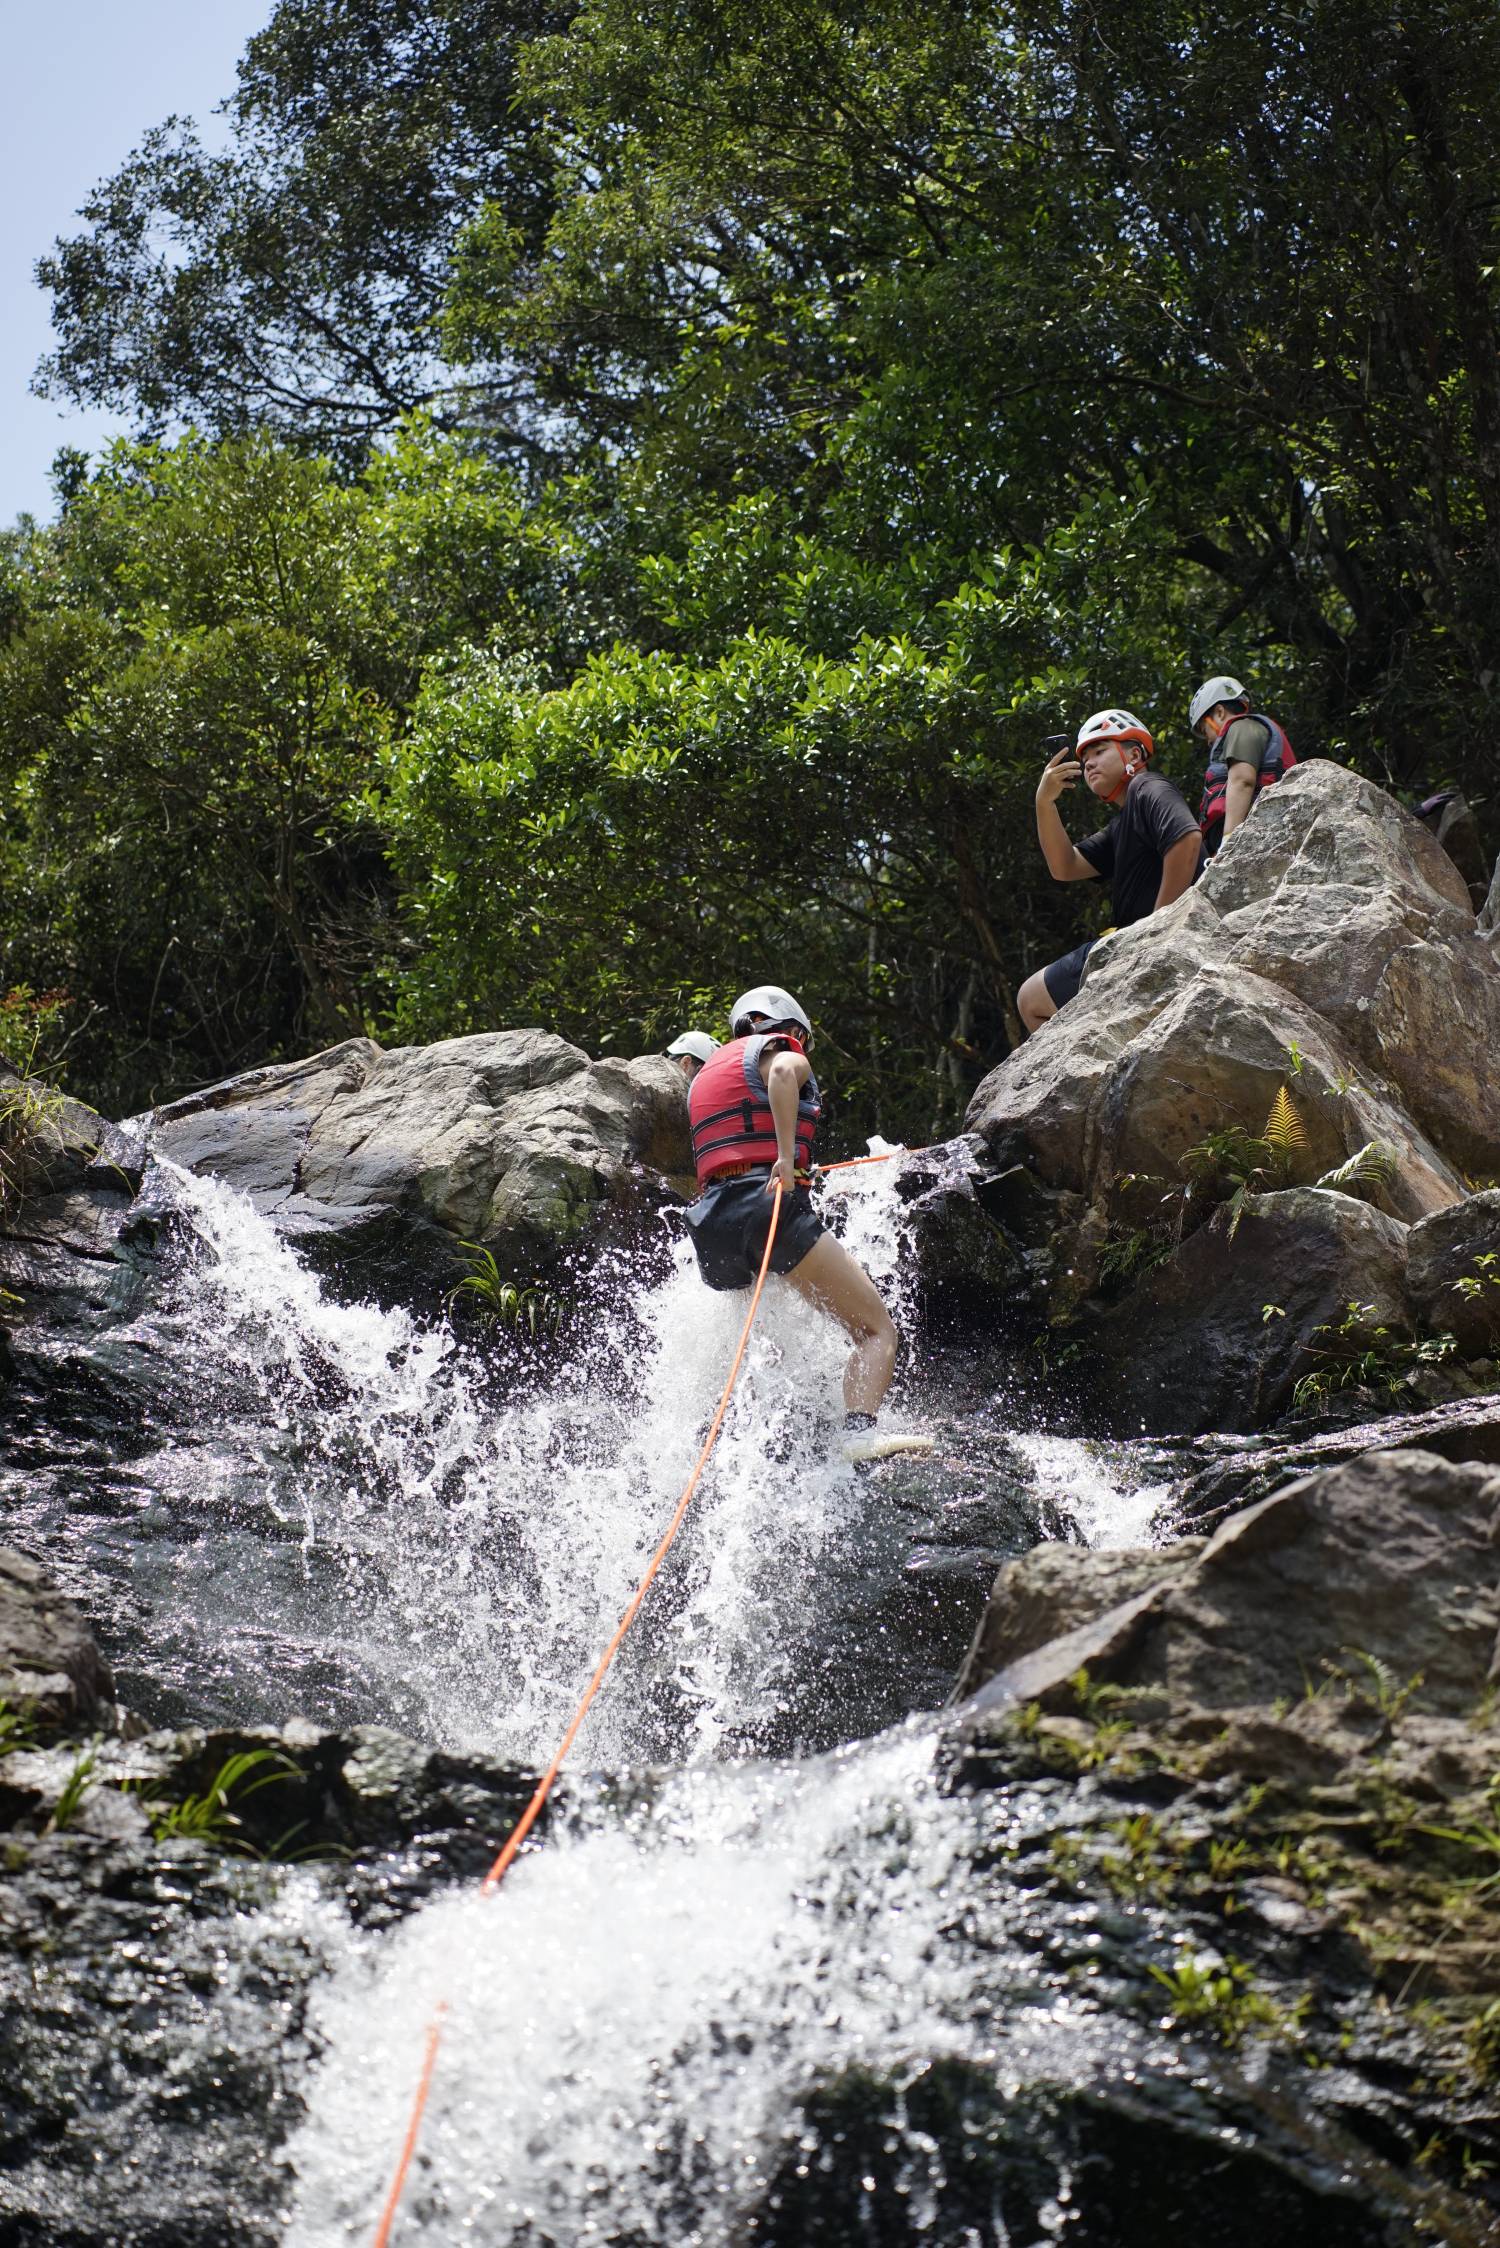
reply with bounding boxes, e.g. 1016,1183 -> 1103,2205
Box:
1074,708 -> 1154,763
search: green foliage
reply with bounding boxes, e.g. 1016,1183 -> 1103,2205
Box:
0,1054 -> 68,1221
1321,1648 -> 1425,1726
1148,1951 -> 1282,2043
1467,2000 -> 1500,2081
447,1244 -> 564,1334
1314,1142 -> 1398,1199
1453,1251 -> 1500,1304
12,0 -> 1500,1130
138,1747 -> 299,1854
0,1699 -> 37,1758
45,1748 -> 97,1834
1291,1300 -> 1456,1413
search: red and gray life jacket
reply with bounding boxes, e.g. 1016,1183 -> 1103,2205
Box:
1200,711 -> 1296,841
688,1034 -> 821,1188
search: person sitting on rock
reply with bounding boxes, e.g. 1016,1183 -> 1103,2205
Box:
665,1030 -> 719,1079
684,984 -> 919,1461
1019,708 -> 1203,1035
1190,674 -> 1296,857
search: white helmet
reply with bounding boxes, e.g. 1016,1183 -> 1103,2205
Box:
729,984 -> 813,1045
665,1031 -> 719,1064
1189,676 -> 1248,732
1074,708 -> 1154,762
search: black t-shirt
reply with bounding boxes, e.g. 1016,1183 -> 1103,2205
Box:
1076,770 -> 1203,927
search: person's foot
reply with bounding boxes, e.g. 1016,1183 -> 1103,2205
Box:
839,1411 -> 935,1465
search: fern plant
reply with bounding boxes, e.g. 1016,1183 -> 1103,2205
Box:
1314,1141 -> 1396,1199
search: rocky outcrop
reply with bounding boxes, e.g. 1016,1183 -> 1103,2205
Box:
1,1032 -> 696,1348
943,1446 -> 1500,2246
963,763 -> 1500,1429
144,1028 -> 692,1263
0,1547 -> 114,1728
957,1447 -> 1499,1724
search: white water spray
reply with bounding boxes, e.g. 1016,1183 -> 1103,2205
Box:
145,1152 -> 927,1765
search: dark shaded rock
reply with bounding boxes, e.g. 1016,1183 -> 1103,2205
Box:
762,2057 -> 1483,2248
1408,1188 -> 1500,1357
0,1545 -> 114,1727
1163,1393 -> 1500,1536
1085,1187 -> 1411,1435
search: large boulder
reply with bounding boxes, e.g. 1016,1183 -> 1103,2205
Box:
956,1445 -> 1499,1758
964,763 -> 1500,1422
144,1029 -> 693,1267
1087,1186 -> 1412,1433
1407,1189 -> 1500,1358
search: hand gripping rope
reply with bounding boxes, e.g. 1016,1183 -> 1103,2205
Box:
370,1181 -> 786,2245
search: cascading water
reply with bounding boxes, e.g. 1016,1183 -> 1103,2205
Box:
7,1151 -> 1208,2244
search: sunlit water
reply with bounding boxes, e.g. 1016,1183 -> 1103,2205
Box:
11,1149 -> 1186,2241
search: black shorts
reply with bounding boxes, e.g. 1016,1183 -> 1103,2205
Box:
1041,938 -> 1097,1009
683,1176 -> 826,1291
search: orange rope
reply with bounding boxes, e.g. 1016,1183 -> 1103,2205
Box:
818,1144 -> 929,1176
370,1181 -> 786,2247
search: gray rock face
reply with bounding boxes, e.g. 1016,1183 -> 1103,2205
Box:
0,1547 -> 114,1727
963,763 -> 1500,1424
957,1447 -> 1499,1726
145,1028 -> 693,1264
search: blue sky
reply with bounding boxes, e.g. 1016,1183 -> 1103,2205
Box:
3,0 -> 275,525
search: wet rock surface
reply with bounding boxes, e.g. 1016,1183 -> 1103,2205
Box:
0,1545 -> 115,1727
947,1448 -> 1500,2241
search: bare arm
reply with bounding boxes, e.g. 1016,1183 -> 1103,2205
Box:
1035,747 -> 1100,882
765,1049 -> 812,1194
1154,830 -> 1202,910
1221,763 -> 1258,839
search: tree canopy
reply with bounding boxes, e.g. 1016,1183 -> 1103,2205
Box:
9,0 -> 1497,1132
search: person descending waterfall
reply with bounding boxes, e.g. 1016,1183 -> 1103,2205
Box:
665,1030 -> 719,1079
1189,674 -> 1297,857
1018,708 -> 1204,1034
684,986 -> 929,1464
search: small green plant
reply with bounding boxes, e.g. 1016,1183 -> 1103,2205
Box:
0,985 -> 71,1077
1149,1951 -> 1281,2042
1466,1999 -> 1500,2080
1331,1647 -> 1424,1724
1453,1250 -> 1500,1305
1417,1814 -> 1500,1898
1291,1300 -> 1456,1413
1177,1084 -> 1307,1241
140,1747 -> 300,1853
1097,1224 -> 1174,1291
45,1748 -> 97,1834
0,1699 -> 37,1759
447,1245 -> 564,1335
1207,1835 -> 1250,1884
1101,1812 -> 1174,1895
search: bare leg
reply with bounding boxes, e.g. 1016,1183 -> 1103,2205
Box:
1017,968 -> 1057,1035
781,1232 -> 898,1416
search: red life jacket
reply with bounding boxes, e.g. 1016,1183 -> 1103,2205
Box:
689,1035 -> 821,1188
1200,712 -> 1296,842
